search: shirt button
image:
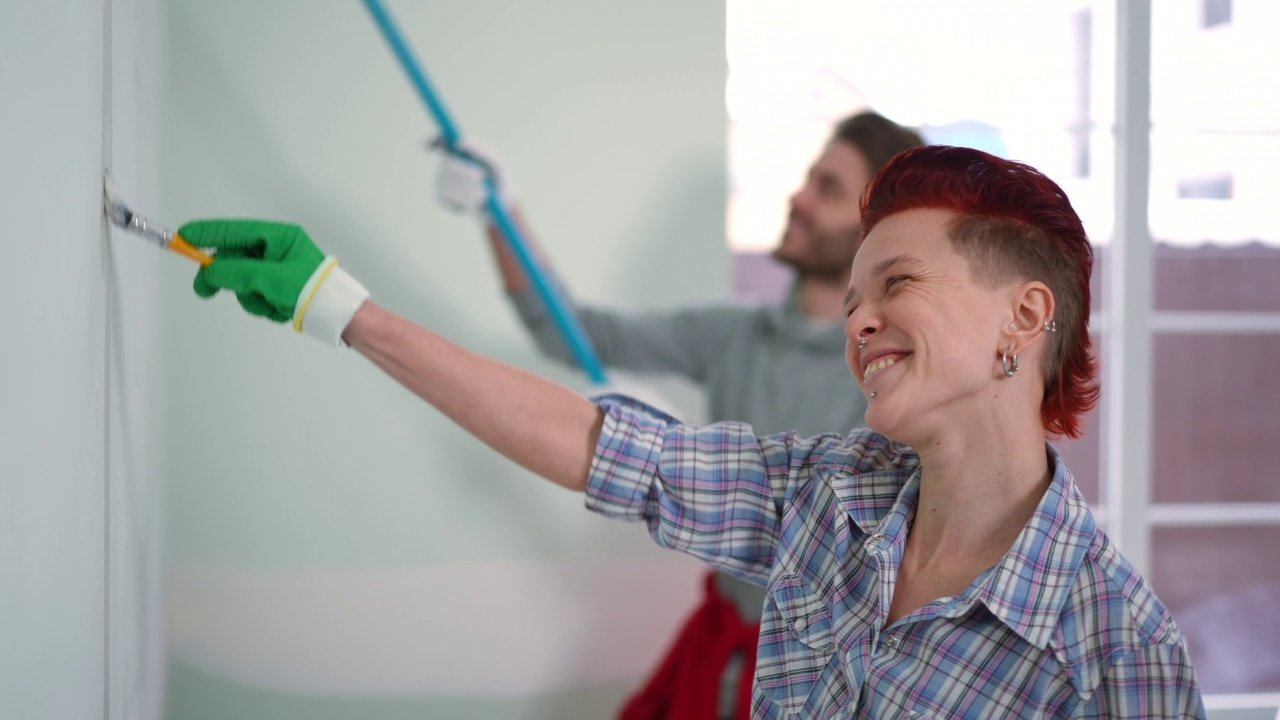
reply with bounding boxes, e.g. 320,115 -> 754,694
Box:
869,532 -> 886,543
794,616 -> 808,633
884,635 -> 900,649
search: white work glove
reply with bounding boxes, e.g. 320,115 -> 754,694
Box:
431,138 -> 518,216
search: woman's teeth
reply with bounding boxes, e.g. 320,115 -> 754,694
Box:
865,356 -> 897,379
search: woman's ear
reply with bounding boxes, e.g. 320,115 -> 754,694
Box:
1006,281 -> 1055,353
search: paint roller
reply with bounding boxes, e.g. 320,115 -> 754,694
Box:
360,0 -> 608,385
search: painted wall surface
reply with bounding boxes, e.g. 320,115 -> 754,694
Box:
0,0 -> 166,718
161,0 -> 727,717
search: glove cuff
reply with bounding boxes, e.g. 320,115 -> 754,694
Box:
293,256 -> 370,348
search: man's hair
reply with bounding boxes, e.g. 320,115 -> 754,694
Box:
832,112 -> 926,175
859,145 -> 1100,439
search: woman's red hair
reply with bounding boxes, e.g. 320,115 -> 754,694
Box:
860,145 -> 1099,438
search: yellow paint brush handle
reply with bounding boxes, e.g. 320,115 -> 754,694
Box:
168,233 -> 215,267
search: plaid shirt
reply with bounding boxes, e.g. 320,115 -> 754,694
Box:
585,395 -> 1205,719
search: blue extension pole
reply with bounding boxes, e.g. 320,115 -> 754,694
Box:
360,0 -> 608,385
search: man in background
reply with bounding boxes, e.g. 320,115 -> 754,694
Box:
436,111 -> 923,719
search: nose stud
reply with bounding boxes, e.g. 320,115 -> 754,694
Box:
858,335 -> 867,350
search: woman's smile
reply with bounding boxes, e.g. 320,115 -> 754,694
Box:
863,352 -> 909,380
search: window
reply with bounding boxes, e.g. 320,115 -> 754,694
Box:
1147,0 -> 1280,694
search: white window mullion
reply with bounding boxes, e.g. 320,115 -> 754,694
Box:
1148,503 -> 1280,528
1093,311 -> 1280,335
1150,311 -> 1280,334
1103,0 -> 1155,574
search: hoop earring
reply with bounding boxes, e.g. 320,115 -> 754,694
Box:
1002,346 -> 1019,378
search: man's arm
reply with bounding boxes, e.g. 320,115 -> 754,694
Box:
438,143 -> 736,381
511,292 -> 738,383
434,141 -> 535,295
485,207 -> 744,382
484,206 -> 536,295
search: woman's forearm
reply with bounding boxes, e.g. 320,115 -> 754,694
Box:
342,301 -> 603,492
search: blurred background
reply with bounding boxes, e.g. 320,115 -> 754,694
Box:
3,0 -> 1278,718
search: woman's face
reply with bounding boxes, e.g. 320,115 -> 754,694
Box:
843,207 -> 1014,445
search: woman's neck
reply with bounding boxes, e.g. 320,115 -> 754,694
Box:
907,407 -> 1053,565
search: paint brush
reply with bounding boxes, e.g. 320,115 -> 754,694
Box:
103,173 -> 213,267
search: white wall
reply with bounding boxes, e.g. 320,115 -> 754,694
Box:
160,0 -> 727,717
0,0 -> 166,718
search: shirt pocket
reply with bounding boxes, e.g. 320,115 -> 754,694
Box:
755,572 -> 837,715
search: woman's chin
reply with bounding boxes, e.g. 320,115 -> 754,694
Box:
864,406 -> 894,438
865,403 -> 916,446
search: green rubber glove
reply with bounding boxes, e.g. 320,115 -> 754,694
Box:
180,219 -> 370,347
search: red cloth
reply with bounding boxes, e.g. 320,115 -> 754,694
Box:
619,571 -> 761,720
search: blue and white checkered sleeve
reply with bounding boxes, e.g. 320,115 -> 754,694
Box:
584,393 -> 839,586
1076,642 -> 1206,719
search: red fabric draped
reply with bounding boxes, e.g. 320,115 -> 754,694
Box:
619,571 -> 761,720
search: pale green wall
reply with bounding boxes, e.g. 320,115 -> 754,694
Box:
1,0 -> 166,717
161,0 -> 726,716
0,4 -> 107,715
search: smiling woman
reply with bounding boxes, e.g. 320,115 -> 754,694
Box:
840,146 -> 1104,628
188,145 -> 1205,718
850,145 -> 1098,440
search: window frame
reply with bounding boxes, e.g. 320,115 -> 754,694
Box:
1103,0 -> 1280,566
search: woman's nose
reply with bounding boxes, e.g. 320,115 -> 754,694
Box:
844,309 -> 878,344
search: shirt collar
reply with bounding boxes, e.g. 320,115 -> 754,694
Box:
969,445 -> 1096,649
824,441 -> 1096,651
821,439 -> 920,535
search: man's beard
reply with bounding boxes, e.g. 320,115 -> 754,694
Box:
772,225 -> 859,280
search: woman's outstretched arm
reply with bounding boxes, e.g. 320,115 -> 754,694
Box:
344,301 -> 604,492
